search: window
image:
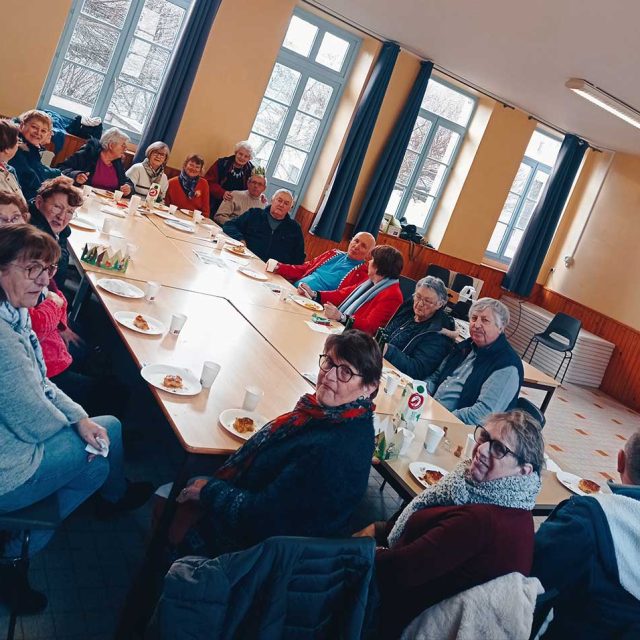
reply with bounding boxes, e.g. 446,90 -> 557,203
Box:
385,78 -> 476,233
40,0 -> 192,141
248,9 -> 360,204
485,130 -> 562,263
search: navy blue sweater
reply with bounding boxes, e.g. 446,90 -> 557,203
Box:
197,411 -> 374,557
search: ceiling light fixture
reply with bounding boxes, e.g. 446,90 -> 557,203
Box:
566,78 -> 640,130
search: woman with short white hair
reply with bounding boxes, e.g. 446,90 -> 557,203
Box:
203,140 -> 255,213
59,127 -> 134,195
125,141 -> 170,200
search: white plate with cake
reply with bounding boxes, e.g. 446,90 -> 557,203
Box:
97,279 -> 144,299
409,462 -> 449,489
219,408 -> 267,441
114,311 -> 165,335
140,364 -> 202,395
556,470 -> 601,496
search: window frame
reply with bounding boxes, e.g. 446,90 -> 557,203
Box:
39,0 -> 192,143
248,8 -> 361,209
390,77 -> 477,234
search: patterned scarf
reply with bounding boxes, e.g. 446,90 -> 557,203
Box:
338,277 -> 398,316
215,393 -> 374,481
142,157 -> 165,183
178,170 -> 199,199
387,461 -> 541,547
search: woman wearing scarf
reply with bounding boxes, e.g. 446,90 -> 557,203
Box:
176,330 -> 382,557
126,141 -> 170,200
165,153 -> 210,217
356,409 -> 544,639
318,245 -> 404,335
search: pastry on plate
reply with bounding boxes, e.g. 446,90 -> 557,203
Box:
233,416 -> 256,433
163,374 -> 183,389
421,470 -> 444,485
133,314 -> 150,331
231,245 -> 246,255
578,478 -> 601,494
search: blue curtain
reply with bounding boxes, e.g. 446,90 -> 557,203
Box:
503,134 -> 588,296
311,42 -> 400,241
134,0 -> 222,162
353,61 -> 433,237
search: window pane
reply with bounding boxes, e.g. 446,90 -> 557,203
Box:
428,126 -> 460,164
273,146 -> 308,184
51,61 -> 105,113
385,186 -> 405,216
397,151 -> 419,186
298,78 -> 333,118
504,228 -> 524,259
248,133 -> 275,168
487,223 -> 508,254
252,98 -> 289,139
407,116 -> 433,153
81,0 -> 131,28
516,199 -> 536,229
511,163 -> 532,195
315,32 -> 350,72
415,159 -> 447,197
525,130 -> 562,166
282,15 -> 318,57
403,194 -> 435,228
499,192 -> 519,223
135,0 -> 186,48
265,63 -> 301,106
286,112 -> 320,151
66,16 -> 120,73
421,79 -> 475,126
527,170 -> 549,201
120,38 -> 170,91
104,81 -> 155,134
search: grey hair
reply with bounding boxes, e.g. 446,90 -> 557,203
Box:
487,409 -> 545,474
625,431 -> 640,485
234,140 -> 254,157
415,276 -> 448,306
100,128 -> 129,149
272,188 -> 294,202
469,297 -> 510,331
145,141 -> 170,159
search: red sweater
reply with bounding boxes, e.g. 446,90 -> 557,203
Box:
29,281 -> 72,378
376,503 -> 534,638
164,177 -> 210,218
276,249 -> 368,290
319,281 -> 402,336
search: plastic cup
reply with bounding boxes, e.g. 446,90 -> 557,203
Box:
398,428 -> 416,456
242,385 -> 263,411
113,190 -> 123,203
128,195 -> 141,216
168,204 -> 177,214
266,259 -> 278,273
169,313 -> 187,335
424,424 -> 445,453
82,185 -> 92,198
463,433 -> 476,459
200,361 -> 221,389
193,210 -> 202,224
384,373 -> 400,395
144,281 -> 160,302
213,238 -> 224,253
101,219 -> 114,235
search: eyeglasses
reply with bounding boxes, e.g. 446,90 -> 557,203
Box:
413,293 -> 440,306
318,354 -> 362,383
49,203 -> 76,219
0,214 -> 24,225
11,262 -> 58,281
474,425 -> 525,464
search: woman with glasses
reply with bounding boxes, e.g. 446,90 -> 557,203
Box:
0,191 -> 29,225
356,409 -> 544,638
0,225 -> 152,614
175,330 -> 382,558
125,141 -> 171,200
383,275 -> 456,380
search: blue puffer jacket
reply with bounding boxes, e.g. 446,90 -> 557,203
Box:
8,139 -> 61,201
150,536 -> 376,640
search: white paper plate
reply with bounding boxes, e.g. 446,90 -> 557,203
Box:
154,203 -> 169,212
69,217 -> 97,230
556,470 -> 602,496
237,267 -> 268,281
217,236 -> 242,247
100,205 -> 126,218
165,219 -> 195,233
114,311 -> 165,335
290,294 -> 323,312
180,208 -> 192,215
144,208 -> 174,220
140,364 -> 202,396
97,279 -> 144,298
409,462 -> 449,489
224,245 -> 254,258
219,408 -> 267,441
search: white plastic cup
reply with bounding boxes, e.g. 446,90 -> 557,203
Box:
398,428 -> 416,456
129,195 -> 141,215
266,259 -> 278,273
200,361 -> 221,388
213,238 -> 224,253
463,433 -> 476,459
144,281 -> 160,302
169,313 -> 187,335
279,288 -> 289,302
101,219 -> 114,235
82,185 -> 92,198
193,209 -> 202,224
168,204 -> 177,214
242,385 -> 263,411
384,373 -> 400,395
113,190 -> 123,203
203,226 -> 214,239
424,424 -> 445,454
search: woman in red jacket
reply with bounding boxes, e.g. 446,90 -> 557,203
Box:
356,409 -> 545,638
319,245 -> 403,336
165,154 -> 210,218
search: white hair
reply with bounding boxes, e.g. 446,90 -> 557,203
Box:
469,297 -> 510,331
234,140 -> 254,158
100,128 -> 129,149
415,276 -> 448,305
145,141 -> 170,159
272,188 -> 294,202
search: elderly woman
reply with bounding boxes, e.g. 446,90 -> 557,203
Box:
125,141 -> 170,200
165,153 -> 210,217
0,225 -> 151,613
176,330 -> 381,557
204,140 -> 255,213
59,127 -> 133,194
8,110 -> 61,201
358,409 -> 544,638
0,191 -> 29,224
0,119 -> 24,197
383,276 -> 456,380
308,245 -> 404,336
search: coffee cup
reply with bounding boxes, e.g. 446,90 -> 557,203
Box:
101,219 -> 114,235
82,185 -> 92,198
242,385 -> 263,411
193,209 -> 203,224
168,204 -> 177,214
144,281 -> 160,301
113,190 -> 123,203
266,259 -> 278,273
398,428 -> 416,456
423,423 -> 445,453
169,313 -> 187,335
200,361 -> 221,389
128,195 -> 141,215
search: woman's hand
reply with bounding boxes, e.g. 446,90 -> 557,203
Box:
46,291 -> 64,308
76,418 -> 110,450
60,327 -> 85,349
120,184 -> 132,197
323,303 -> 341,321
223,191 -> 233,201
297,282 -> 316,299
75,172 -> 90,185
439,327 -> 459,341
353,523 -> 376,538
177,478 -> 209,503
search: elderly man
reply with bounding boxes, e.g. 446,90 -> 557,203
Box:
425,297 -> 523,425
275,232 -> 375,294
532,431 -> 640,638
213,172 -> 268,226
222,188 -> 305,264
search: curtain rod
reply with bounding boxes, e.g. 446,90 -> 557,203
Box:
303,0 -> 609,152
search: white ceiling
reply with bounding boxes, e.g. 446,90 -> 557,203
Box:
313,0 -> 640,155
